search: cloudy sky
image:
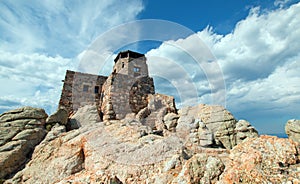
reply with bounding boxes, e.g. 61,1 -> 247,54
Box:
0,0 -> 299,135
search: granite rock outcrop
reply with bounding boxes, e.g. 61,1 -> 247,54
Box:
219,135 -> 300,183
285,119 -> 300,143
177,104 -> 259,149
45,108 -> 68,130
0,107 -> 47,179
68,104 -> 101,130
1,106 -> 299,184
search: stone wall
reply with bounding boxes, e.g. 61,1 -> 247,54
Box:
100,73 -> 155,120
59,51 -> 155,120
112,54 -> 148,78
59,70 -> 107,114
129,76 -> 155,113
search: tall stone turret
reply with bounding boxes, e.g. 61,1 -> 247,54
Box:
100,50 -> 155,120
113,50 -> 149,77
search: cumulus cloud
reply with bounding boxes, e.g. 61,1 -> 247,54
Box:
0,51 -> 73,113
146,2 -> 300,133
0,0 -> 144,56
0,0 -> 144,114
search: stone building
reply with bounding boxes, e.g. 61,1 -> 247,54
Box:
59,50 -> 155,120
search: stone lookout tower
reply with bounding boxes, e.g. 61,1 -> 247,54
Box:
59,50 -> 155,121
112,50 -> 149,77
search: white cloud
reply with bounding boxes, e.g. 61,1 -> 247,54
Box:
145,2 -> 300,133
0,0 -> 144,114
0,0 -> 144,57
0,51 -> 73,113
146,29 -> 226,107
274,0 -> 296,8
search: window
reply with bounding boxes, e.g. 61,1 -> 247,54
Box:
122,62 -> 125,68
133,67 -> 140,73
94,86 -> 100,93
83,85 -> 89,92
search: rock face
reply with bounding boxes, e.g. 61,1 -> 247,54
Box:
68,105 -> 101,130
2,106 -> 299,184
198,121 -> 214,147
285,119 -> 300,143
163,113 -> 179,132
9,127 -> 86,184
220,136 -> 300,183
177,104 -> 258,149
45,108 -> 68,131
0,107 -> 47,179
0,121 -> 221,182
174,154 -> 225,183
6,118 -> 229,184
46,108 -> 68,125
137,93 -> 177,131
235,120 -> 258,145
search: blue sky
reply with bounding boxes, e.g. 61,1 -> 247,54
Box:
0,0 -> 300,134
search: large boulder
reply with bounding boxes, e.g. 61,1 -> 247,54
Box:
177,104 -> 258,149
285,119 -> 300,143
8,127 -> 86,184
174,154 -> 225,183
235,120 -> 258,144
7,121 -> 184,183
136,94 -> 177,131
68,105 -> 101,130
0,107 -> 47,179
220,136 -> 300,183
46,108 -> 68,126
198,121 -> 214,147
0,107 -> 48,123
163,113 -> 179,131
4,108 -> 299,183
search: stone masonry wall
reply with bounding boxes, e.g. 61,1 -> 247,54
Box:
113,56 -> 148,78
100,73 -> 155,120
59,51 -> 155,120
129,76 -> 155,113
59,70 -> 107,114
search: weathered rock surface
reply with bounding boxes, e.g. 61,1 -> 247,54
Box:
0,107 -> 47,179
177,104 -> 258,149
137,93 -> 177,131
285,119 -> 300,143
46,108 -> 68,126
163,113 -> 179,131
6,124 -> 228,184
220,136 -> 300,183
6,120 -> 184,183
68,105 -> 101,130
4,112 -> 228,184
198,121 -> 214,147
2,107 -> 299,184
235,119 -> 258,144
174,154 -> 225,183
7,127 -> 87,184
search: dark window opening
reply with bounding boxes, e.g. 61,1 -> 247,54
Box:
134,67 -> 140,73
122,62 -> 124,68
83,85 -> 89,92
94,86 -> 100,93
134,67 -> 140,77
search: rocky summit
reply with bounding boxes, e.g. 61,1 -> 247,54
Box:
0,51 -> 299,183
0,104 -> 299,183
